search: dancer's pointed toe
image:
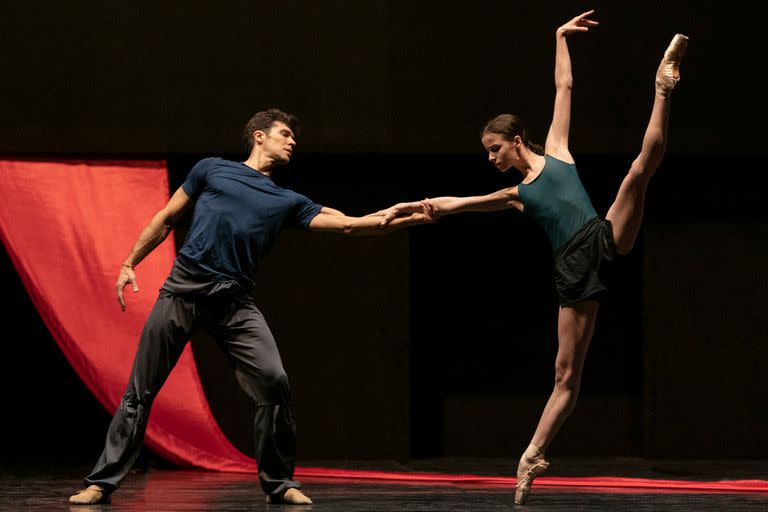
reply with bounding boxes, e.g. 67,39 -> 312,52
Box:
655,34 -> 688,97
514,444 -> 550,505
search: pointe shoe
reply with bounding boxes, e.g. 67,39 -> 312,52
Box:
266,487 -> 313,505
514,445 -> 550,505
655,33 -> 689,97
68,485 -> 108,505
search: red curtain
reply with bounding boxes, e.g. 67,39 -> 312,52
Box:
0,160 -> 255,472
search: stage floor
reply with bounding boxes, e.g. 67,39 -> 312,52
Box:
4,458 -> 768,511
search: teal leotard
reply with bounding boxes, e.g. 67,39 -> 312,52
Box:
517,154 -> 598,251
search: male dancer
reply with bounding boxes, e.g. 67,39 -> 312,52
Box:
69,109 -> 431,505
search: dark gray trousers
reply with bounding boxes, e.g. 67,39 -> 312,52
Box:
84,289 -> 299,496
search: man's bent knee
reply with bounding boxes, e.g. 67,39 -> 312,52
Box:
238,368 -> 290,404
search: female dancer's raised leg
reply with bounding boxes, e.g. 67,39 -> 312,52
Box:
606,34 -> 688,254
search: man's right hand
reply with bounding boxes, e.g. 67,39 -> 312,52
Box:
116,264 -> 139,311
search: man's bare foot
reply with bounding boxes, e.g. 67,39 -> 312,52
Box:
68,485 -> 108,505
266,487 -> 313,504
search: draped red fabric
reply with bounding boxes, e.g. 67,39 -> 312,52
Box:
0,160 -> 255,472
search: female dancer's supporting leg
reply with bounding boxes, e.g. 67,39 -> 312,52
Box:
515,300 -> 599,504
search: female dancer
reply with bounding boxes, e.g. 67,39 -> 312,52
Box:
380,10 -> 687,505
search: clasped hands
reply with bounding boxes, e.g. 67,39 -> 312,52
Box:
371,199 -> 437,228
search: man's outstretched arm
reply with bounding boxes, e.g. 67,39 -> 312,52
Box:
116,186 -> 192,310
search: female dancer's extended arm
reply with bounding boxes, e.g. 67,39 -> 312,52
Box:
376,187 -> 522,225
544,10 -> 598,164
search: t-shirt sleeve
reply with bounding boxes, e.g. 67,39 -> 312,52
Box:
292,194 -> 323,229
181,158 -> 214,199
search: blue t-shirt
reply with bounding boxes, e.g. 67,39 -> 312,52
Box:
176,157 -> 322,289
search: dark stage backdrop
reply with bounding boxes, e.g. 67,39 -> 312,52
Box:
1,1 -> 767,465
641,160 -> 768,459
2,2 -> 766,156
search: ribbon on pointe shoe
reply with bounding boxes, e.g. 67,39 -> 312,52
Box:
514,444 -> 551,505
